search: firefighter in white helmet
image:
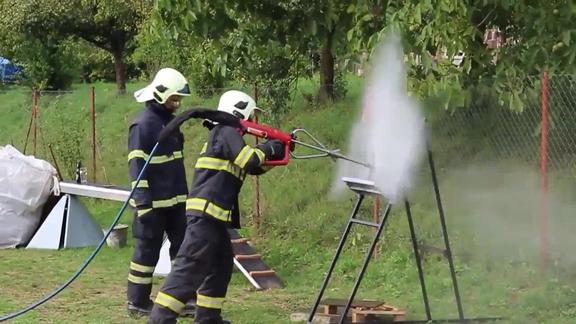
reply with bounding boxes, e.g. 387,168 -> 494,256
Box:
127,68 -> 196,317
148,90 -> 284,324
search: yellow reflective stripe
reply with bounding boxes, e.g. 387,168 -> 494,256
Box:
200,142 -> 207,154
130,262 -> 155,273
186,198 -> 231,222
155,292 -> 185,314
137,208 -> 153,217
150,151 -> 183,164
196,157 -> 229,170
152,195 -> 187,208
131,180 -> 149,189
254,148 -> 265,164
131,195 -> 186,210
128,273 -> 153,284
195,157 -> 243,179
233,145 -> 254,168
128,150 -> 147,161
196,294 -> 224,309
128,150 -> 184,164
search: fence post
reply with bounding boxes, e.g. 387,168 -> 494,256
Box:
252,82 -> 261,236
90,86 -> 97,183
24,89 -> 35,154
539,70 -> 550,273
33,89 -> 39,156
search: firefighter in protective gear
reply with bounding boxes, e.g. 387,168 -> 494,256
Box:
127,68 -> 196,317
148,90 -> 285,324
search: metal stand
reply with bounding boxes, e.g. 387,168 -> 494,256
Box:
27,194 -> 104,249
307,149 -> 502,323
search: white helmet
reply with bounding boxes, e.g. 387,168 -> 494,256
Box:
217,90 -> 261,120
134,68 -> 191,104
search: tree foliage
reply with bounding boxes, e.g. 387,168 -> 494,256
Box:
1,0 -> 574,110
154,0 -> 360,104
152,0 -> 301,112
349,0 -> 576,111
0,0 -> 148,92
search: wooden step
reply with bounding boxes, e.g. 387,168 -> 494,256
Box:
249,270 -> 276,277
227,228 -> 283,289
352,308 -> 407,322
235,254 -> 261,261
231,238 -> 249,244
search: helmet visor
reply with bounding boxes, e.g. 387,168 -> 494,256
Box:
175,83 -> 191,96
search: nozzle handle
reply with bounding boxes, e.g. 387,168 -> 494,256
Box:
263,144 -> 291,166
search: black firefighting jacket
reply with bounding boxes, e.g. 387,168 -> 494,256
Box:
128,101 -> 188,216
186,123 -> 273,228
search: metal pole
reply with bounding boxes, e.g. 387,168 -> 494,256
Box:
307,194 -> 365,323
405,200 -> 432,320
373,197 -> 381,256
252,82 -> 261,235
48,144 -> 64,181
23,90 -> 35,154
428,148 -> 465,320
338,203 -> 392,324
539,70 -> 550,273
33,89 -> 38,156
90,86 -> 97,183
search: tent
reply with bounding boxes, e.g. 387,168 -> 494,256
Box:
0,56 -> 23,83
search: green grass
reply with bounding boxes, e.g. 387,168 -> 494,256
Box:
1,80 -> 575,323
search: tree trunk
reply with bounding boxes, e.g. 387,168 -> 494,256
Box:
112,49 -> 126,95
318,29 -> 335,103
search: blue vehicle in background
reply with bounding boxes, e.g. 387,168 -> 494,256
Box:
0,56 -> 23,83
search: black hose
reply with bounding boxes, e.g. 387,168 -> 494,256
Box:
0,107 -> 240,322
0,142 -> 159,322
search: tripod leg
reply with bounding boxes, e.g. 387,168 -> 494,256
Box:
338,203 -> 392,324
307,194 -> 365,323
405,200 -> 432,320
428,148 -> 465,320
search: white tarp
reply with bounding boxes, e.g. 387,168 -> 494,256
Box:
0,145 -> 56,248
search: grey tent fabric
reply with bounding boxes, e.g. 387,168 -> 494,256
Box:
0,145 -> 56,248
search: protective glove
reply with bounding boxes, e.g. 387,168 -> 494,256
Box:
258,139 -> 285,160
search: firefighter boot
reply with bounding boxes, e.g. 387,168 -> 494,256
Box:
127,300 -> 153,317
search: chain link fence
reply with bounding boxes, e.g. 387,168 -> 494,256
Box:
2,76 -> 575,248
425,73 -> 576,269
429,74 -> 576,177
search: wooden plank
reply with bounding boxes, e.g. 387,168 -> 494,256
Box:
227,228 -> 283,289
249,270 -> 276,277
352,312 -> 366,323
324,304 -> 338,315
234,259 -> 270,272
353,309 -> 406,316
232,242 -> 259,255
231,238 -> 249,244
235,254 -> 261,261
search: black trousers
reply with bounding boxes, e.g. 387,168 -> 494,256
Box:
148,215 -> 234,324
127,205 -> 186,306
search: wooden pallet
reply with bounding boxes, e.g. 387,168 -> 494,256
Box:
228,229 -> 283,290
316,298 -> 406,323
